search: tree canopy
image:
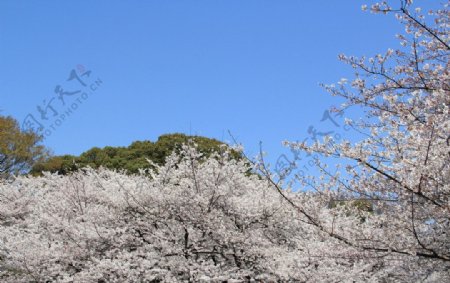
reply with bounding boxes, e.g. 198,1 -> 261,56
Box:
30,133 -> 242,175
0,115 -> 46,179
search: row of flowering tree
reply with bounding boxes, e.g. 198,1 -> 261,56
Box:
0,146 -> 383,282
0,1 -> 448,282
2,143 -> 447,282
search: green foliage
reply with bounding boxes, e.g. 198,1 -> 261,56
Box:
29,155 -> 78,176
30,133 -> 242,176
0,115 -> 47,178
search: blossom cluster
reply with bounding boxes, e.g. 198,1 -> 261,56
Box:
1,144 -> 448,282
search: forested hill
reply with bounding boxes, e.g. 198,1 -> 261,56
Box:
30,133 -> 240,175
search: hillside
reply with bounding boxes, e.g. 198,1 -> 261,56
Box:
31,133 -> 242,175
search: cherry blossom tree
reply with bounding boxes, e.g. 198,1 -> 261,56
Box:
257,0 -> 449,280
0,145 -> 390,282
1,142 -> 448,282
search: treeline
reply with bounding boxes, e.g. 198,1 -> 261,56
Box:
30,133 -> 241,175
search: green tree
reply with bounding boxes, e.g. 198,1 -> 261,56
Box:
29,155 -> 78,176
0,115 -> 47,178
31,133 -> 242,175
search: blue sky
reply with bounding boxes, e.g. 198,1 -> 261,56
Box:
0,1 -> 436,165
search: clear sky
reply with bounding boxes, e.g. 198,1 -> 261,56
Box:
0,1 -> 438,165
